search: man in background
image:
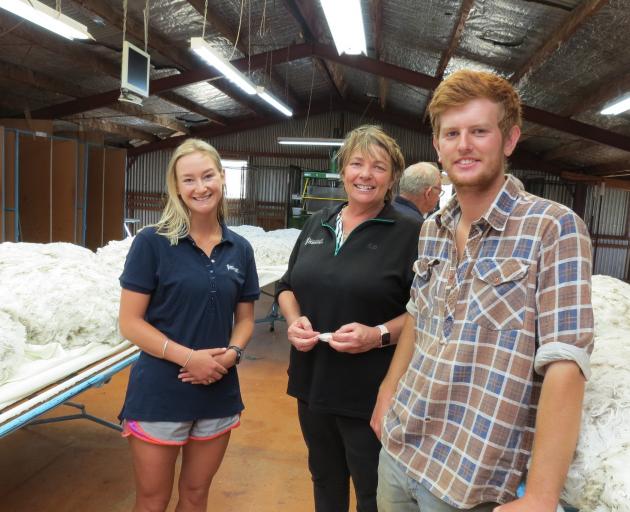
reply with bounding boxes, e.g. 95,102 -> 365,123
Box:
393,162 -> 443,224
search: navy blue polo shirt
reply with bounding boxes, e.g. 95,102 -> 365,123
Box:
118,225 -> 260,422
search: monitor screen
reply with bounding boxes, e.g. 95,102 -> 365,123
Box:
121,41 -> 150,98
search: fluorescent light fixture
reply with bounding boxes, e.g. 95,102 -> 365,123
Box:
257,87 -> 293,117
190,37 -> 257,95
278,137 -> 344,147
601,94 -> 630,115
0,0 -> 92,40
320,0 -> 367,56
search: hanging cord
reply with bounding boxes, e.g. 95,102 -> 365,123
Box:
122,0 -> 127,42
247,0 -> 251,76
359,96 -> 375,124
302,62 -> 316,136
56,0 -> 61,13
228,0 -> 245,60
258,0 -> 267,37
143,0 -> 150,52
202,0 -> 208,38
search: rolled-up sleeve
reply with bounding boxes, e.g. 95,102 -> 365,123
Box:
535,212 -> 594,378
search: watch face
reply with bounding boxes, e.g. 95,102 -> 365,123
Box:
382,332 -> 391,346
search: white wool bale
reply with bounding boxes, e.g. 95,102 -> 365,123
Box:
231,225 -> 300,267
562,276 -> 630,511
0,242 -> 122,349
0,307 -> 27,384
95,236 -> 134,281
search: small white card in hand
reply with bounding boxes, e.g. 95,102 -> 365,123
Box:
319,332 -> 333,343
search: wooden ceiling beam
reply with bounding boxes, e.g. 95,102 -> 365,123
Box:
434,0 -> 474,80
422,0 -> 474,120
67,117 -> 159,142
307,44 -> 630,153
112,103 -> 189,134
560,171 -> 630,190
158,91 -> 228,126
70,0 -> 252,119
128,100 -> 338,156
0,60 -> 92,98
562,70 -> 630,117
30,43 -> 314,120
22,38 -> 630,155
0,59 -> 188,134
521,104 -> 630,153
583,158 -> 630,177
511,0 -> 609,85
282,0 -> 346,99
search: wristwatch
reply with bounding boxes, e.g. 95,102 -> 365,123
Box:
377,325 -> 391,347
227,345 -> 244,364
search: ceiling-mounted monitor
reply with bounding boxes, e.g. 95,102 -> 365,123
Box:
120,40 -> 150,104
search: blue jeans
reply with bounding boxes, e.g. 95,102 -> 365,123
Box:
377,450 -> 499,512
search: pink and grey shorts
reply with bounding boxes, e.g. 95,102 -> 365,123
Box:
122,414 -> 240,446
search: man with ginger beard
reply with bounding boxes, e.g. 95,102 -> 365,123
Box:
372,70 -> 594,511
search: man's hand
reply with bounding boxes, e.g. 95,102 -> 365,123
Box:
370,385 -> 395,439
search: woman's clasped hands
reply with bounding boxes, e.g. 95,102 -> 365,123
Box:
178,347 -> 231,385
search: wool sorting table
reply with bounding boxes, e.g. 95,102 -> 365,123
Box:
0,344 -> 139,438
0,266 -> 288,438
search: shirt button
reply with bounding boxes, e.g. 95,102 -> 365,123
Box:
210,270 -> 214,273
211,259 -> 215,263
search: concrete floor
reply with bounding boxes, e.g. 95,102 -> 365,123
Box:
0,291 -> 355,511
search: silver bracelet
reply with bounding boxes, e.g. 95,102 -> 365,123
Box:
183,348 -> 194,368
161,338 -> 170,359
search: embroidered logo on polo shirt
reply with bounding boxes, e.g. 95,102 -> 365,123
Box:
226,264 -> 240,274
367,243 -> 378,250
304,237 -> 324,246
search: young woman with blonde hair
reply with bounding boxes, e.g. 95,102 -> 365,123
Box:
118,138 -> 259,511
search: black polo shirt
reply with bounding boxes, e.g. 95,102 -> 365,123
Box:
119,225 -> 259,422
276,202 -> 420,419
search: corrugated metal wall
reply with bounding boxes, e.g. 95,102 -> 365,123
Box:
583,185 -> 630,280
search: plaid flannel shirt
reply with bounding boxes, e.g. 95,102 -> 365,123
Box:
382,175 -> 594,508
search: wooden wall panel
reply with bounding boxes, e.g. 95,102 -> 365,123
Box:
103,148 -> 126,244
76,144 -> 86,245
51,139 -> 77,242
3,131 -> 15,241
19,136 -> 51,243
85,146 -> 104,251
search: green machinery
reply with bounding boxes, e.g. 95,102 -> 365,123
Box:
288,170 -> 347,228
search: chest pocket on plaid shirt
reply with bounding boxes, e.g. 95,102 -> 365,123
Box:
469,258 -> 529,330
412,257 -> 442,318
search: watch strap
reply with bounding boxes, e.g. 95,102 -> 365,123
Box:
227,345 -> 243,364
377,324 -> 391,347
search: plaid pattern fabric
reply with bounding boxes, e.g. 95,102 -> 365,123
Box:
382,175 -> 594,508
